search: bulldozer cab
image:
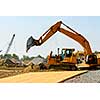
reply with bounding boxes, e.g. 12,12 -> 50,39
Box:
61,48 -> 75,60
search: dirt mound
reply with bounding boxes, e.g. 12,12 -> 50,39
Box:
23,63 -> 40,73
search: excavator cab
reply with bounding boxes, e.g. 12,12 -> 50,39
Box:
60,48 -> 76,64
61,48 -> 75,59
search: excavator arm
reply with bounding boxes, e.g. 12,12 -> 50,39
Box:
26,21 -> 62,52
26,21 -> 92,56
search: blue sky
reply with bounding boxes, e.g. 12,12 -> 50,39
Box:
0,16 -> 100,58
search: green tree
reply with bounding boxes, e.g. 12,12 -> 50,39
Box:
37,55 -> 44,59
21,55 -> 30,61
4,54 -> 12,59
12,53 -> 19,60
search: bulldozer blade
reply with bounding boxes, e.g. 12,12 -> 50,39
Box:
26,36 -> 39,52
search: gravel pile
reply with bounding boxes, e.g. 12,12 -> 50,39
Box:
64,70 -> 100,83
30,57 -> 46,65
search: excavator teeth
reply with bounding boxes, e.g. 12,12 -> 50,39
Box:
26,36 -> 37,52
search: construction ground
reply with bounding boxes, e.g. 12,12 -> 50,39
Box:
0,70 -> 87,83
0,20 -> 100,83
0,64 -> 100,83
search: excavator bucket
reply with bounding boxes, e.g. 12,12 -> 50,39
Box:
26,36 -> 39,52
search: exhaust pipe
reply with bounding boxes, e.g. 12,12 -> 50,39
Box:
26,36 -> 39,52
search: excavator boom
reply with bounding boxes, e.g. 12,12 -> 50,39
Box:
59,28 -> 92,55
26,21 -> 92,56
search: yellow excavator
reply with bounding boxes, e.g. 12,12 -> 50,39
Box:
26,21 -> 100,70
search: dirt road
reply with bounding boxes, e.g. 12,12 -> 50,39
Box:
0,71 -> 87,83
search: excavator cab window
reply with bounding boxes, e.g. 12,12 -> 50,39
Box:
61,48 -> 75,59
65,49 -> 75,57
61,49 -> 65,60
66,50 -> 72,57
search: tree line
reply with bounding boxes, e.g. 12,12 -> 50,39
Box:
0,54 -> 44,61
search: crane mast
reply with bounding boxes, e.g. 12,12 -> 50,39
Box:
5,34 -> 15,54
